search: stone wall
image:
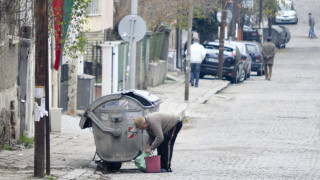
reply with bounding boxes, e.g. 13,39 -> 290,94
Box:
0,108 -> 10,146
0,86 -> 19,146
0,15 -> 20,146
147,60 -> 167,87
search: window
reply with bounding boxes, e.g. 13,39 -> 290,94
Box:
246,44 -> 258,54
87,0 -> 99,15
204,44 -> 219,50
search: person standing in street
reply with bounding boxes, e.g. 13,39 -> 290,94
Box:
262,37 -> 277,81
189,37 -> 206,87
134,112 -> 183,172
309,13 -> 316,38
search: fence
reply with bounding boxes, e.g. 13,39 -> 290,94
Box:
82,30 -> 167,98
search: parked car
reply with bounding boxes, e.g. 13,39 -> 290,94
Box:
224,40 -> 252,79
243,25 -> 260,42
244,41 -> 264,76
274,0 -> 298,24
200,41 -> 245,84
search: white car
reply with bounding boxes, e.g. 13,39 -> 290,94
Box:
274,0 -> 298,24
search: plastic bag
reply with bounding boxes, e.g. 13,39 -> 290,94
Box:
134,152 -> 150,172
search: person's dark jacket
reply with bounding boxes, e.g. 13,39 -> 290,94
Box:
145,112 -> 179,150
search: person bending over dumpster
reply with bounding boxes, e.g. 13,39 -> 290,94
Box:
135,112 -> 183,172
262,37 -> 277,81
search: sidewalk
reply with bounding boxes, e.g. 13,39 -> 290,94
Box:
0,73 -> 229,180
147,73 -> 229,118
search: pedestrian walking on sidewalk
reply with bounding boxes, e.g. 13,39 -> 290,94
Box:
262,37 -> 276,81
134,112 -> 183,172
189,37 -> 206,87
308,13 -> 316,38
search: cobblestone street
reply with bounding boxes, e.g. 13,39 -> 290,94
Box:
106,0 -> 320,179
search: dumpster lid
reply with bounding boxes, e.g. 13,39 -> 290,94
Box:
79,90 -> 161,130
122,90 -> 162,107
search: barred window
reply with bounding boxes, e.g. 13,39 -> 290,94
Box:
87,0 -> 99,15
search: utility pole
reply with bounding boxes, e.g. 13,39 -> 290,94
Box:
129,0 -> 138,89
185,0 -> 193,101
218,0 -> 227,79
259,0 -> 263,43
232,0 -> 239,40
34,0 -> 49,177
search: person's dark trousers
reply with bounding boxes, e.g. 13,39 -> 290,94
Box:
157,118 -> 183,171
190,63 -> 201,87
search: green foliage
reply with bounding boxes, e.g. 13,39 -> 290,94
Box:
18,133 -> 34,149
174,2 -> 220,32
2,145 -> 15,151
173,4 -> 189,28
192,4 -> 220,37
46,175 -> 57,180
50,0 -> 90,60
193,10 -> 219,36
263,0 -> 279,19
63,0 -> 90,59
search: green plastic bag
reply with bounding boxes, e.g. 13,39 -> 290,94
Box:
134,152 -> 150,172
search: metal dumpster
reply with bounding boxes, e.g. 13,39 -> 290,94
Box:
278,25 -> 291,44
263,25 -> 287,48
79,90 -> 161,171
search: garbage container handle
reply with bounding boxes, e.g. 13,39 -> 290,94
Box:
86,111 -> 122,137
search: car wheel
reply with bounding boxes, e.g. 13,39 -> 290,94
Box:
244,69 -> 247,80
200,74 -> 204,79
257,70 -> 262,76
257,65 -> 264,76
239,69 -> 246,82
230,69 -> 238,84
247,69 -> 251,78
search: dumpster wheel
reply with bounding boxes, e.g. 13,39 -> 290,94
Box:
96,161 -> 122,173
107,162 -> 122,171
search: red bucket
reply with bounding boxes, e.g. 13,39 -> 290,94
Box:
145,155 -> 161,173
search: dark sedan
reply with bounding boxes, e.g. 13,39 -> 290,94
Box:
224,40 -> 252,79
200,42 -> 245,84
244,41 -> 264,76
243,25 -> 260,42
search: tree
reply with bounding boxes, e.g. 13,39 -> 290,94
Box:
263,0 -> 279,37
192,1 -> 220,41
113,0 -> 220,36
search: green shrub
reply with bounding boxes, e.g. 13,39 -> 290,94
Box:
18,133 -> 34,149
46,175 -> 56,180
2,144 -> 15,151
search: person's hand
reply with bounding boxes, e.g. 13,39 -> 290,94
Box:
145,146 -> 151,153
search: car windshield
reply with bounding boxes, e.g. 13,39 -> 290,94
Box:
203,44 -> 219,50
232,43 -> 244,53
203,44 -> 233,52
243,25 -> 253,31
246,44 -> 258,54
279,1 -> 294,11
